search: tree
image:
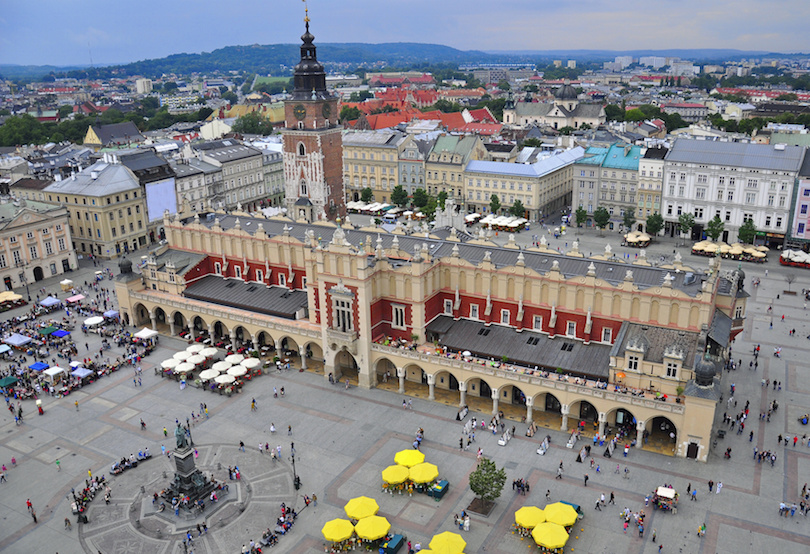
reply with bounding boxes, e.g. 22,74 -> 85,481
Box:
339,105 -> 362,122
593,207 -> 610,236
559,126 -> 575,135
497,79 -> 511,91
509,199 -> 525,217
423,196 -> 438,221
360,187 -> 373,203
489,194 -> 501,215
521,138 -> 544,149
57,105 -> 73,119
785,273 -> 796,292
604,104 -> 625,122
776,93 -> 798,101
737,218 -> 757,244
412,188 -> 429,208
706,215 -> 725,242
231,112 -> 274,135
468,458 -> 507,507
348,91 -> 373,102
437,190 -> 448,210
575,206 -> 588,232
432,99 -> 463,113
391,184 -> 408,208
646,212 -> 664,237
622,207 -> 636,231
678,213 -> 695,245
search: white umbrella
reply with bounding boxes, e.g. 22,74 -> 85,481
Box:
84,316 -> 104,327
161,359 -> 179,369
462,350 -> 472,357
174,362 -> 195,374
186,344 -> 204,354
187,354 -> 206,366
199,369 -> 220,380
215,374 -> 236,384
173,351 -> 190,361
241,357 -> 261,369
200,347 -> 219,358
227,366 -> 247,377
225,354 -> 245,365
212,360 -> 232,373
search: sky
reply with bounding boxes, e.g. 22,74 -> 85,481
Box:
1,0 -> 809,67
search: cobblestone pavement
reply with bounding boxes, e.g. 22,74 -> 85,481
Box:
1,230 -> 809,554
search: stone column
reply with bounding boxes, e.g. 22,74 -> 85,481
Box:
189,326 -> 196,341
207,324 -> 214,341
636,420 -> 646,449
426,373 -> 435,401
169,321 -> 176,336
298,346 -> 307,369
149,311 -> 157,331
598,412 -> 607,436
252,334 -> 259,352
525,396 -> 534,425
397,367 -> 406,394
229,330 -> 236,350
491,388 -> 500,416
560,404 -> 570,432
458,382 -> 467,407
324,363 -> 335,383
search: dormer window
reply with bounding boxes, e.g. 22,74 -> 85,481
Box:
298,143 -> 306,156
627,355 -> 639,371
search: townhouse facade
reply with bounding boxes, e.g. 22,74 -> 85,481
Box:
573,144 -> 643,229
342,130 -> 408,204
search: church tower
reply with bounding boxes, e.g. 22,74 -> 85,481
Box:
282,10 -> 344,222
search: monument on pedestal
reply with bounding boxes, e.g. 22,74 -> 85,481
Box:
162,424 -> 214,506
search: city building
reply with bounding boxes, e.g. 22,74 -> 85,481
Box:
194,140 -> 264,212
0,199 -> 77,293
169,157 -> 221,214
660,103 -> 708,123
398,134 -> 437,196
425,135 -> 488,206
464,147 -> 584,219
661,139 -> 806,246
342,130 -> 408,204
637,146 -> 667,231
43,156 -> 149,257
786,153 -> 810,247
84,122 -> 145,151
573,143 -> 643,229
503,85 -> 606,130
262,151 -> 285,208
135,78 -> 153,95
119,150 -> 177,242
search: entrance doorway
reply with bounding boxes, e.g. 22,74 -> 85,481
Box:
33,267 -> 44,281
687,442 -> 699,459
4,276 -> 11,291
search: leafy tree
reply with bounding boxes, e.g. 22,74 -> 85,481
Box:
604,104 -> 625,121
737,218 -> 757,244
370,105 -> 398,115
391,184 -> 408,208
221,91 -> 238,104
0,114 -> 48,146
497,79 -> 511,91
559,126 -> 575,135
469,458 -> 507,506
231,112 -> 274,135
678,213 -> 695,245
339,106 -> 362,122
140,96 -> 160,113
489,194 -> 501,214
575,206 -> 588,229
412,188 -> 429,208
622,207 -> 637,231
579,123 -> 592,130
57,105 -> 73,119
360,187 -> 373,203
431,99 -> 463,113
163,82 -> 179,93
776,93 -> 798,101
521,138 -> 544,149
645,212 -> 664,237
593,207 -> 610,236
706,215 -> 724,242
437,190 -> 448,210
348,91 -> 373,102
523,84 -> 539,93
509,199 -> 525,217
625,108 -> 646,122
423,196 -> 438,220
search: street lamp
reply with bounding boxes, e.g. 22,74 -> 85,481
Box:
15,262 -> 31,301
290,441 -> 300,490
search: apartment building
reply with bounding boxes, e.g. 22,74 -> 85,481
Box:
573,144 -> 643,229
637,146 -> 667,232
425,135 -> 487,208
194,140 -> 265,211
342,130 -> 408,203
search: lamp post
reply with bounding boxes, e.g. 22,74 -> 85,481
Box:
15,262 -> 31,301
290,442 -> 300,490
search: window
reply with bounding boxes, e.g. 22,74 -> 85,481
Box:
333,298 -> 353,333
12,250 -> 22,265
44,242 -> 53,255
602,328 -> 612,343
214,262 -> 221,275
727,191 -> 734,202
0,254 -> 5,268
500,309 -> 510,325
470,304 -> 479,320
566,321 -> 576,337
627,355 -> 638,371
392,305 -> 406,329
665,362 -> 678,378
694,207 -> 704,219
26,232 -> 33,239
234,266 -> 242,279
695,188 -> 706,200
776,217 -> 782,228
255,269 -> 263,283
29,245 -> 38,259
444,299 -> 453,315
533,315 -> 543,330
279,273 -> 286,287
745,193 -> 756,204
765,216 -> 772,227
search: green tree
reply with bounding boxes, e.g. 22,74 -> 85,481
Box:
776,93 -> 798,101
437,190 -> 448,210
423,196 -> 439,220
339,106 -> 363,122
622,207 -> 637,231
360,187 -> 374,203
412,188 -> 429,208
231,112 -> 274,135
645,212 -> 664,237
706,215 -> 725,242
497,79 -> 511,91
348,91 -> 373,102
489,194 -> 501,214
469,458 -> 507,506
593,207 -> 610,236
509,199 -> 525,217
575,206 -> 588,231
559,126 -> 575,135
737,218 -> 757,244
0,114 -> 48,146
521,137 -> 544,149
57,105 -> 73,119
625,108 -> 646,122
604,104 -> 625,121
221,91 -> 238,104
431,99 -> 463,113
391,184 -> 408,208
678,213 -> 695,245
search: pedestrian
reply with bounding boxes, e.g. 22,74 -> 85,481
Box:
239,441 -> 245,452
288,425 -> 292,436
708,480 -> 714,492
251,398 -> 256,411
716,482 -> 723,494
687,483 -> 691,494
31,510 -> 37,524
658,544 -> 663,552
691,489 -> 697,501
65,517 -> 72,530
459,438 -> 464,450
609,491 -> 615,504
163,427 -> 168,437
312,493 -> 317,507
584,473 -> 589,487
345,379 -> 350,389
556,467 -> 563,479
26,498 -> 32,511
56,459 -> 60,471
88,469 -> 92,479
74,400 -> 79,411
546,489 -> 551,500
594,497 -> 602,510
652,528 -> 656,543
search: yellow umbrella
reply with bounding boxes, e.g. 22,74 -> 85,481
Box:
531,522 -> 569,549
344,496 -> 379,520
409,462 -> 439,484
429,531 -> 466,554
382,464 -> 410,485
394,449 -> 425,467
691,243 -> 705,251
322,518 -> 355,542
354,515 -> 391,540
515,506 -> 546,529
544,502 -> 579,527
703,243 -> 720,253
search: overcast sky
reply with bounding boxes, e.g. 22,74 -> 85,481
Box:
1,0 -> 808,66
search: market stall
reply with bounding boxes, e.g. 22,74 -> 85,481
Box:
652,486 -> 678,513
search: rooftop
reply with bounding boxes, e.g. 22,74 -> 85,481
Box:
666,138 -> 805,172
184,275 -> 308,320
43,162 -> 140,197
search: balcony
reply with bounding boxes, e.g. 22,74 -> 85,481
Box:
326,327 -> 359,354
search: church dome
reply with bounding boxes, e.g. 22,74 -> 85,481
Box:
694,354 -> 716,386
555,84 -> 578,101
118,257 -> 132,275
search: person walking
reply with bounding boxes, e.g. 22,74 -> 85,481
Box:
31,510 -> 37,524
594,497 -> 602,510
64,517 -> 72,530
584,473 -> 589,487
74,400 -> 79,411
609,491 -> 615,505
652,528 -> 656,543
55,459 -> 60,471
716,482 -> 723,494
250,398 -> 256,411
708,480 -> 714,492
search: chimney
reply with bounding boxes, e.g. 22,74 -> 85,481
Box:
90,170 -> 99,180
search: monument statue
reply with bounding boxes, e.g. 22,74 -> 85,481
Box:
175,423 -> 189,450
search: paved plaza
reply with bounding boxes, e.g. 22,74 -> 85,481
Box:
2,226 -> 810,554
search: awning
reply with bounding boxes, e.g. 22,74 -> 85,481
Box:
0,344 -> 10,354
103,310 -> 119,318
40,296 -> 61,307
71,367 -> 93,379
44,366 -> 67,378
66,294 -> 85,303
38,326 -> 57,336
29,362 -> 49,371
0,375 -> 18,387
51,329 -> 70,338
4,334 -> 33,347
134,328 -> 159,339
84,316 -> 104,327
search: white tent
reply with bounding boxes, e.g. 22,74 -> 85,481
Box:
134,328 -> 159,339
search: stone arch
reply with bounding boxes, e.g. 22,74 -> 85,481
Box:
192,315 -> 207,335
568,399 -> 599,432
401,362 -> 429,396
612,294 -> 622,316
575,289 -> 585,310
255,331 -> 275,350
669,303 -> 680,326
277,336 -> 299,357
650,300 -> 660,322
604,406 -> 637,437
232,325 -> 249,348
334,348 -> 359,381
153,306 -> 167,325
689,306 -> 700,328
465,376 -> 493,399
507,278 -> 515,299
645,415 -> 678,455
527,391 -> 563,430
304,341 -> 323,364
459,271 -> 467,291
631,297 -> 640,319
211,320 -> 229,340
374,357 -> 398,384
432,369 -> 459,392
133,302 -> 150,327
171,310 -> 187,332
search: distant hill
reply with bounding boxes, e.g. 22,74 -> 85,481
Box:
3,43 -> 803,80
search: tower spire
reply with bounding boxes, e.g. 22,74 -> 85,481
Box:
303,0 -> 310,32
